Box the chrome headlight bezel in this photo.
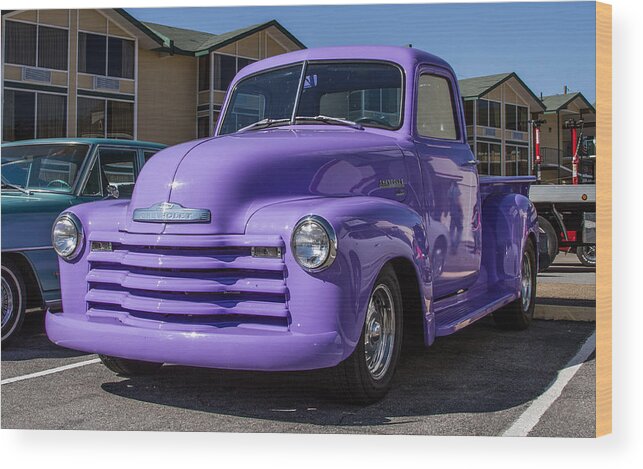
[290,215,337,272]
[52,212,84,261]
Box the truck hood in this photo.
[125,127,408,235]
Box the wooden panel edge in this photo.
[595,0,612,437]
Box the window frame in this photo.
[76,96,135,140]
[4,19,69,71]
[414,67,464,143]
[77,29,135,80]
[79,144,143,197]
[3,88,68,141]
[216,59,406,136]
[477,98,502,129]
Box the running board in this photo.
[434,290,517,336]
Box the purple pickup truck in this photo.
[46,46,539,402]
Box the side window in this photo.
[143,149,159,163]
[81,147,137,196]
[416,74,459,140]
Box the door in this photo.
[414,68,482,299]
[80,146,139,199]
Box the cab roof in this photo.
[235,46,455,81]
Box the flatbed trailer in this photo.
[529,184,596,269]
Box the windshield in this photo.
[1,144,90,193]
[219,61,403,135]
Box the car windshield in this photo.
[1,144,90,193]
[219,62,403,135]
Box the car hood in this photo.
[125,127,409,235]
[1,191,77,250]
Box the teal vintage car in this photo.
[1,138,165,346]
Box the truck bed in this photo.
[479,175,535,201]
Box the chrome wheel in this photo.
[521,251,533,311]
[1,276,14,329]
[364,284,396,380]
[577,245,596,267]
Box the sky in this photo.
[128,2,596,102]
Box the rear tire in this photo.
[331,264,403,404]
[576,245,596,267]
[493,240,537,330]
[1,261,27,348]
[537,216,558,271]
[99,355,163,376]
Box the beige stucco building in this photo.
[537,91,596,183]
[458,72,545,177]
[2,8,304,145]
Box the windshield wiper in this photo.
[294,115,363,130]
[237,118,292,133]
[1,180,31,195]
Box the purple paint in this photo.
[46,47,538,373]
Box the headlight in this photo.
[52,213,83,260]
[291,215,337,272]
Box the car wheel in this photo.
[99,355,163,376]
[493,239,537,330]
[576,245,596,267]
[1,261,27,347]
[537,216,558,270]
[332,264,403,404]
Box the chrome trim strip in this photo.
[1,246,54,252]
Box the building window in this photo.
[475,141,502,176]
[78,32,134,79]
[505,144,530,175]
[213,54,257,91]
[108,37,135,79]
[4,21,68,70]
[77,97,134,139]
[476,99,501,128]
[416,74,459,140]
[198,55,210,92]
[3,89,66,141]
[463,100,474,126]
[197,115,210,138]
[37,93,67,138]
[505,104,528,132]
[3,90,35,141]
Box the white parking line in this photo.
[0,358,101,385]
[502,331,596,437]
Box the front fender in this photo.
[246,196,433,360]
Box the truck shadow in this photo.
[100,319,595,427]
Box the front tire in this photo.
[493,240,537,330]
[332,264,403,404]
[1,261,27,347]
[99,355,163,376]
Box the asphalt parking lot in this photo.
[1,255,596,437]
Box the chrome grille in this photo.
[85,231,288,331]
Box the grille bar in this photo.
[87,268,288,294]
[86,288,289,318]
[88,231,284,249]
[87,250,284,271]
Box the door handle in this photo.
[462,159,480,166]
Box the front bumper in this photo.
[45,310,343,371]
